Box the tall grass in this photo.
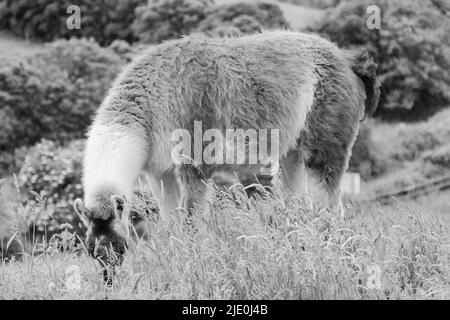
[1,184,450,299]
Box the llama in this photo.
[74,30,380,264]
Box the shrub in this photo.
[109,39,140,63]
[132,0,290,44]
[394,111,450,161]
[396,127,443,161]
[132,0,213,44]
[0,0,146,45]
[205,25,242,38]
[279,0,342,9]
[198,1,290,34]
[0,146,28,177]
[423,145,450,169]
[313,0,450,120]
[421,144,450,178]
[349,122,387,179]
[17,139,85,237]
[0,38,123,175]
[33,39,124,127]
[0,59,71,152]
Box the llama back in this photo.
[83,31,369,212]
[92,32,344,162]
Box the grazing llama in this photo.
[74,31,380,265]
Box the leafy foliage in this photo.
[132,0,289,43]
[0,0,146,45]
[313,0,450,120]
[132,0,213,44]
[394,112,450,161]
[279,0,342,9]
[17,139,85,236]
[421,144,450,178]
[198,1,289,34]
[423,145,450,169]
[0,38,123,175]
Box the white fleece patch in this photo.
[83,123,147,208]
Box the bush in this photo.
[17,139,85,236]
[0,59,71,152]
[132,0,213,44]
[279,0,342,9]
[132,0,290,44]
[313,0,450,120]
[396,127,444,161]
[349,122,387,179]
[394,111,450,161]
[0,0,146,45]
[0,38,123,175]
[198,1,289,34]
[423,145,450,169]
[109,39,140,63]
[33,39,124,125]
[421,144,450,178]
[0,146,28,178]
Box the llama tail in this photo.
[351,48,381,118]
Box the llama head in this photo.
[74,192,130,269]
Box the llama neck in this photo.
[83,123,147,208]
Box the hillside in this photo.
[0,31,43,60]
[363,108,450,199]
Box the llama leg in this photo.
[301,105,361,217]
[280,149,308,198]
[179,166,209,215]
[301,125,352,217]
[301,124,359,218]
[145,169,183,220]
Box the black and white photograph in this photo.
[0,0,449,303]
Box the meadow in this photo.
[0,0,449,300]
[1,184,450,300]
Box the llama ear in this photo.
[74,198,89,227]
[110,195,125,220]
[111,195,130,235]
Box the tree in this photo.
[313,0,450,120]
[198,1,290,34]
[132,0,213,44]
[0,0,146,45]
[0,38,123,175]
[132,0,290,43]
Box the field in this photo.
[1,185,450,299]
[1,0,450,300]
[1,32,450,300]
